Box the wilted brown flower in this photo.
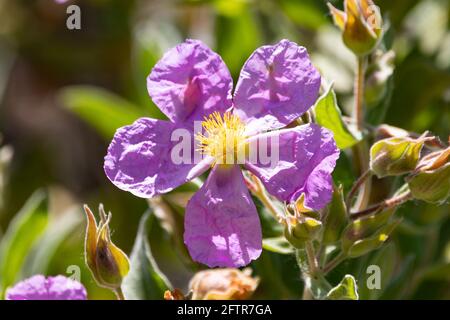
[189,268,259,300]
[164,288,186,300]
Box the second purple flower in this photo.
[104,39,340,268]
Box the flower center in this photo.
[196,111,247,165]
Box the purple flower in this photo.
[6,275,87,300]
[105,39,340,268]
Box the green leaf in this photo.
[21,208,81,277]
[0,191,48,296]
[59,85,147,139]
[122,210,172,300]
[314,84,359,149]
[263,237,294,255]
[380,255,415,299]
[327,274,359,300]
[322,184,349,245]
[358,243,397,300]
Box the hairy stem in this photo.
[354,57,365,131]
[346,169,372,208]
[351,190,413,219]
[301,243,320,300]
[352,56,372,211]
[248,175,284,220]
[323,252,346,274]
[305,241,319,276]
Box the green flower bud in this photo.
[406,146,450,204]
[346,219,400,258]
[284,194,323,248]
[341,207,396,254]
[284,216,323,248]
[370,136,426,178]
[328,0,383,56]
[322,184,349,245]
[84,204,130,290]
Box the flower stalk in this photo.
[323,252,346,274]
[247,174,284,221]
[351,190,413,219]
[352,56,372,212]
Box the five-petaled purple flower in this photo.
[6,275,87,300]
[104,39,340,268]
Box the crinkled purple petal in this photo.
[245,124,340,210]
[104,117,212,198]
[184,165,262,268]
[233,39,321,133]
[6,275,87,300]
[147,39,233,124]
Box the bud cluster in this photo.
[369,133,449,204]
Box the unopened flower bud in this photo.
[283,194,322,247]
[284,216,322,248]
[328,0,383,56]
[341,207,396,255]
[322,184,349,245]
[406,146,450,204]
[345,222,398,258]
[189,268,259,300]
[370,136,427,178]
[84,204,130,290]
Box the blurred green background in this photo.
[0,0,448,299]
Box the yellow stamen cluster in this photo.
[196,111,247,166]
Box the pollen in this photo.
[196,111,247,165]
